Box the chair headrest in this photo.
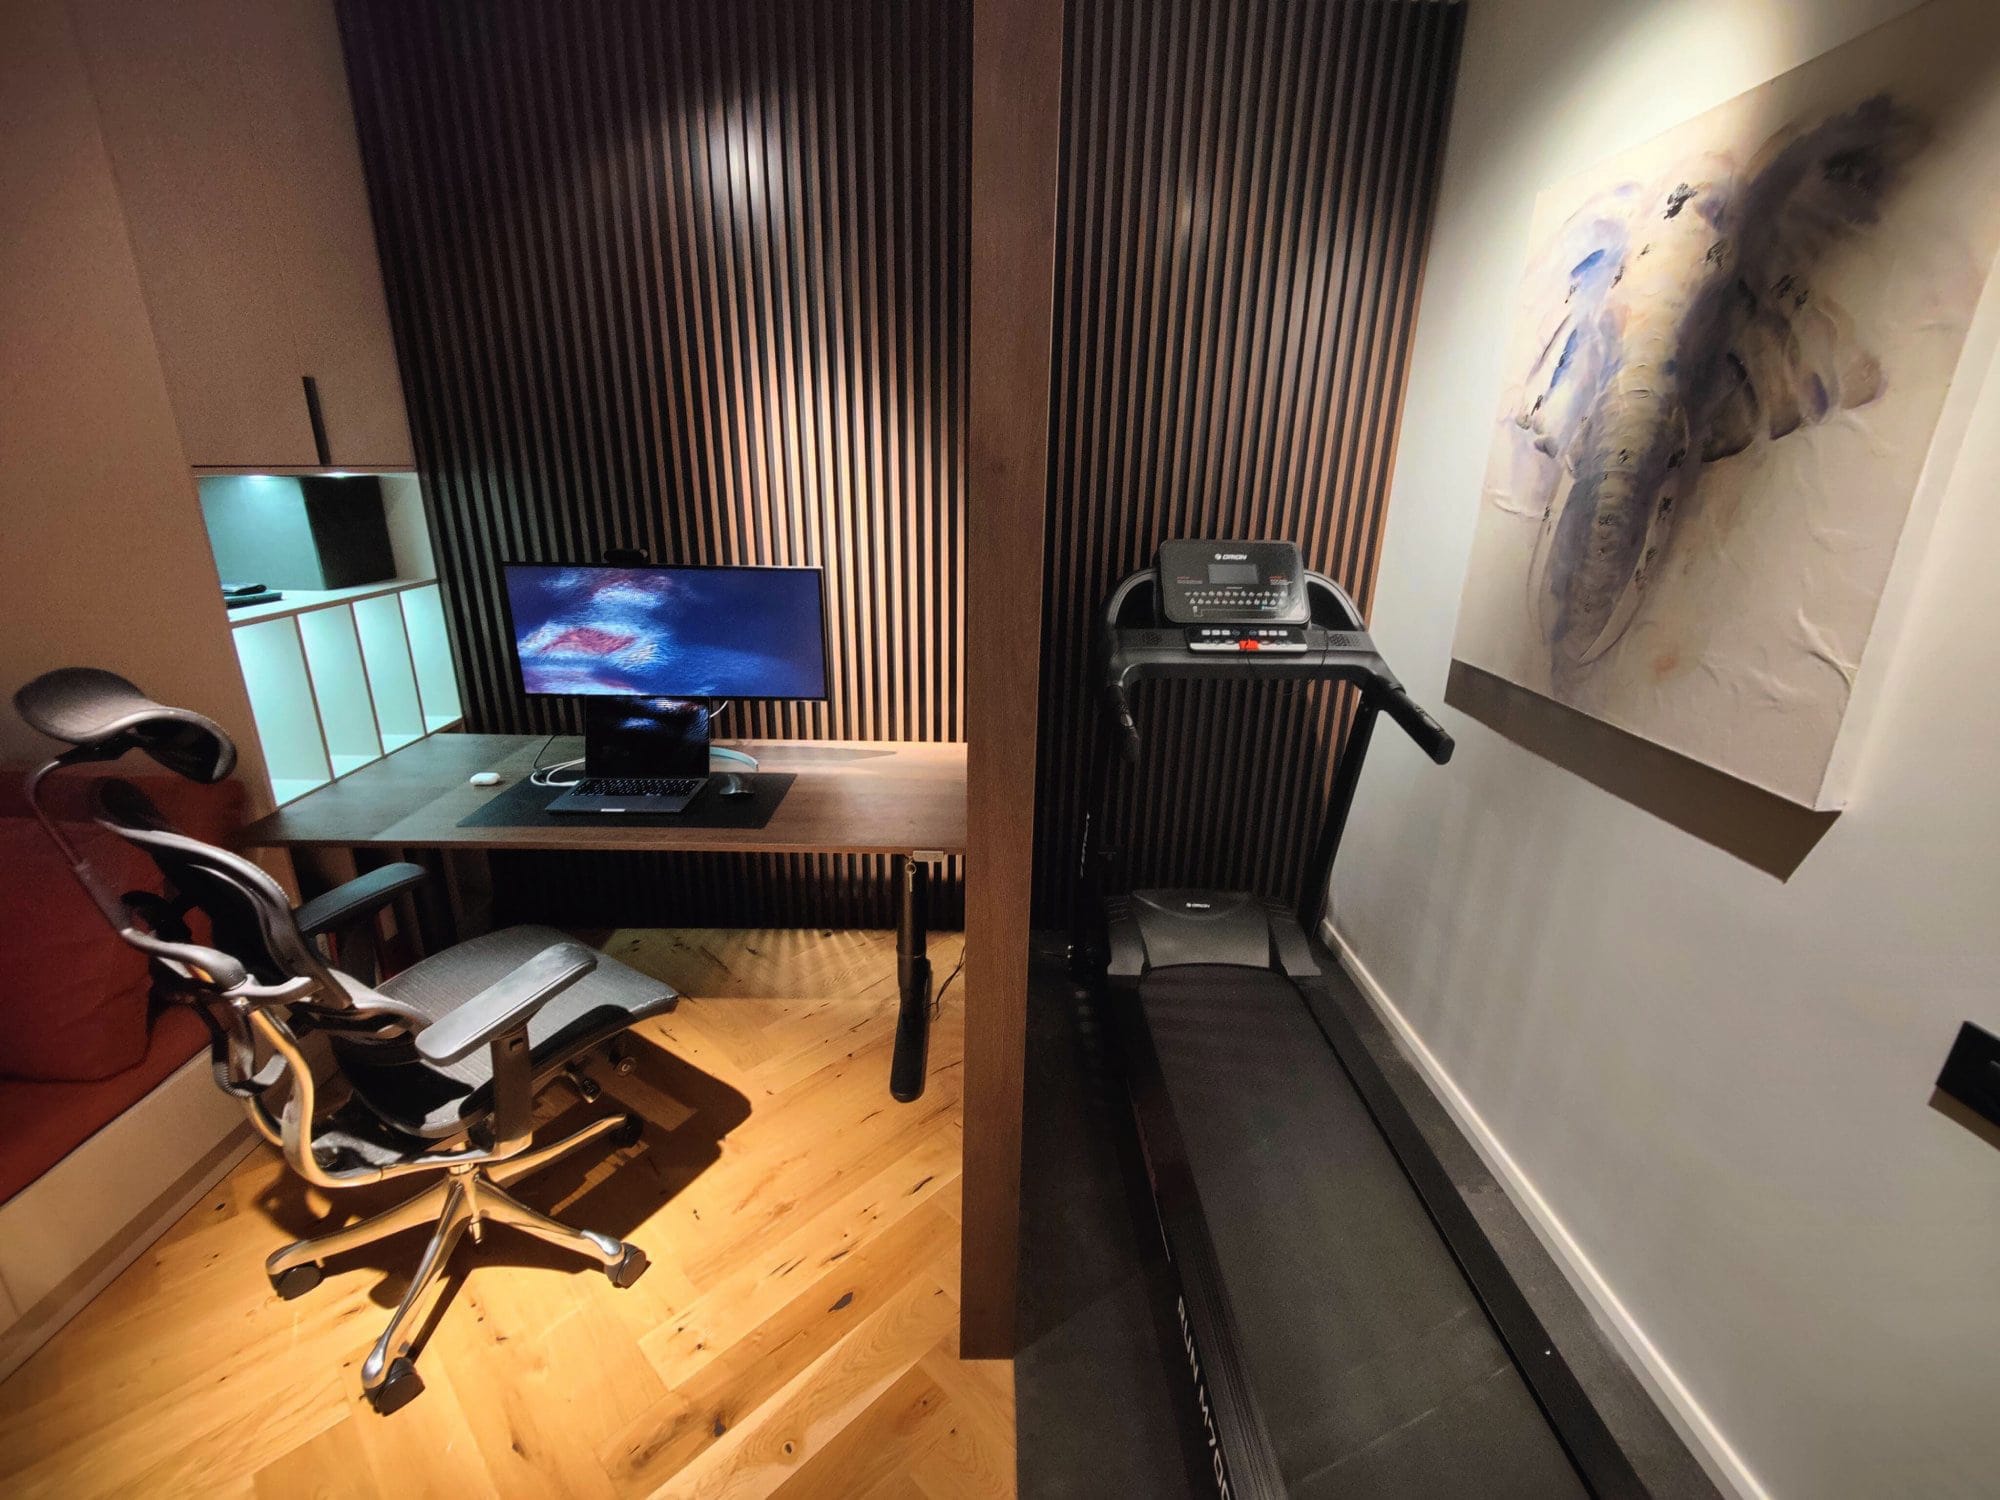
[14,668,237,784]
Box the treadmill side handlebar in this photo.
[1380,685,1454,764]
[1108,683,1142,764]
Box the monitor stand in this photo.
[703,699,760,771]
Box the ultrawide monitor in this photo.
[503,563,828,700]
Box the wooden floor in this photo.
[0,928,1009,1500]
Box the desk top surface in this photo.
[238,734,966,856]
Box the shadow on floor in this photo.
[1015,935,1205,1500]
[249,1031,750,1328]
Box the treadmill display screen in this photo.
[1207,562,1259,586]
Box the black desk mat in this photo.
[456,772,796,830]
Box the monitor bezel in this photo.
[498,560,833,703]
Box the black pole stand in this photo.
[890,853,933,1102]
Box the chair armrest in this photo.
[294,863,430,940]
[414,941,598,1066]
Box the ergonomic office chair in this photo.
[13,667,679,1413]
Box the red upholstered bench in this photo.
[0,769,248,1206]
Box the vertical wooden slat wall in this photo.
[337,0,968,927]
[1033,0,1463,923]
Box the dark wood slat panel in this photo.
[338,0,968,927]
[1033,0,1463,923]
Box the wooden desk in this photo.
[239,733,965,1100]
[241,733,965,855]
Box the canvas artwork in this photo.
[1451,0,2000,807]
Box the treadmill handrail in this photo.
[1073,553,1453,944]
[1094,564,1451,765]
[1306,569,1365,632]
[1379,683,1453,765]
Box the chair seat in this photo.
[334,925,677,1138]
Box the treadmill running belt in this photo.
[1141,966,1586,1499]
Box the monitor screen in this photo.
[503,563,828,700]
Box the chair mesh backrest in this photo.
[94,779,342,1001]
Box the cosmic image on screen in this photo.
[505,565,827,699]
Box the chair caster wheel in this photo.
[270,1263,322,1301]
[607,1244,649,1289]
[611,1113,644,1148]
[366,1357,424,1415]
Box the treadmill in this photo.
[1073,541,1691,1499]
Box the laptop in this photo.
[546,698,709,814]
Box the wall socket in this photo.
[1935,1022,2000,1130]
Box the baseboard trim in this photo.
[1321,918,1769,1500]
[0,1060,257,1384]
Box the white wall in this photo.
[0,0,266,786]
[1334,2,2000,1496]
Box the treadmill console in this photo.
[1156,540,1309,628]
[1186,623,1310,654]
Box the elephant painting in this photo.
[1452,0,2000,809]
[1515,97,1923,684]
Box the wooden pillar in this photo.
[960,0,1064,1357]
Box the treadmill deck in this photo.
[1137,965,1586,1498]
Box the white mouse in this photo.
[469,771,502,787]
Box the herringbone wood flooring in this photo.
[0,927,1007,1499]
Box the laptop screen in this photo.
[583,697,710,778]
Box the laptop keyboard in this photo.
[572,777,704,797]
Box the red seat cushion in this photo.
[0,817,155,1081]
[0,1005,211,1207]
[0,769,250,1204]
[0,772,245,1084]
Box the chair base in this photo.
[264,1111,647,1413]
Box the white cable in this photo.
[530,757,585,788]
